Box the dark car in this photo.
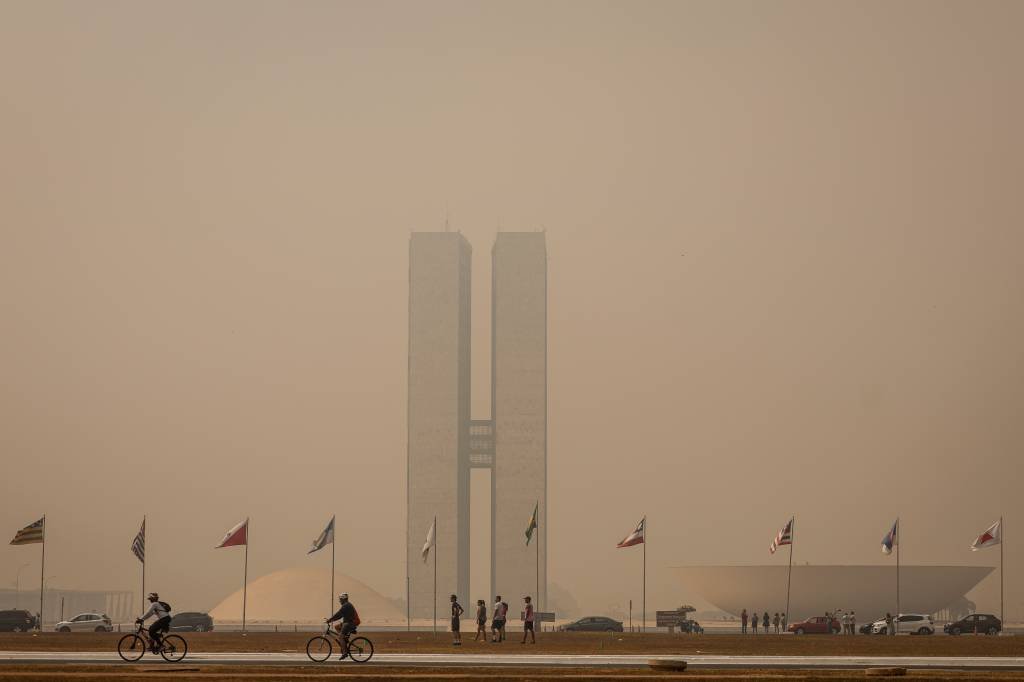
[559,616,623,632]
[169,612,214,632]
[0,610,36,632]
[944,613,1001,636]
[787,616,841,635]
[859,622,875,635]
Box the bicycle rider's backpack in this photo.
[159,601,172,614]
[352,607,361,626]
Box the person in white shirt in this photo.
[137,593,172,651]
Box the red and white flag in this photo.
[971,520,1002,551]
[216,518,248,548]
[770,517,794,554]
[617,517,645,548]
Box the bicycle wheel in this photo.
[347,636,374,663]
[306,635,333,662]
[160,635,188,662]
[117,634,146,662]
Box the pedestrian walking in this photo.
[474,600,487,641]
[741,609,748,634]
[885,613,894,636]
[491,596,505,642]
[499,599,509,641]
[521,596,536,644]
[773,613,780,633]
[762,612,769,633]
[849,611,856,636]
[751,612,758,634]
[450,595,464,645]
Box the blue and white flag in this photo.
[881,519,899,555]
[308,515,335,554]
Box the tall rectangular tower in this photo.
[407,232,472,619]
[491,232,547,609]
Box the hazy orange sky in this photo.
[1,0,1021,619]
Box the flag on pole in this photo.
[769,518,794,554]
[308,516,335,554]
[525,502,539,545]
[421,518,436,562]
[131,519,146,563]
[10,518,44,545]
[971,520,1002,551]
[881,519,899,555]
[617,517,645,548]
[216,518,249,548]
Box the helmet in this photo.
[148,593,159,601]
[338,593,349,601]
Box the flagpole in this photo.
[331,521,336,618]
[39,515,46,631]
[785,517,794,630]
[536,503,540,638]
[642,515,646,633]
[433,515,437,637]
[242,523,249,633]
[1000,516,1004,627]
[141,516,146,617]
[895,518,900,635]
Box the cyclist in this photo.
[326,593,359,659]
[136,592,172,652]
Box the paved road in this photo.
[2,652,1024,669]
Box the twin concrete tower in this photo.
[407,231,547,619]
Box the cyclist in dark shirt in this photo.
[326,593,358,658]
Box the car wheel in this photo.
[11,626,22,633]
[194,624,206,632]
[605,628,616,632]
[795,628,804,635]
[917,627,929,635]
[951,626,961,635]
[94,626,106,632]
[987,627,998,635]
[59,627,71,633]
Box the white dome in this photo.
[210,566,404,624]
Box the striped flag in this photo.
[617,517,645,548]
[10,518,44,546]
[525,502,539,546]
[131,519,146,563]
[769,518,793,554]
[308,515,335,554]
[881,519,899,555]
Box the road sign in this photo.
[656,611,683,627]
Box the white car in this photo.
[870,613,935,635]
[55,613,113,633]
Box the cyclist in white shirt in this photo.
[137,593,172,651]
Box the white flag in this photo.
[421,518,436,562]
[971,520,1002,551]
[308,515,335,555]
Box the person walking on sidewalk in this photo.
[521,596,536,644]
[741,609,748,634]
[450,595,464,646]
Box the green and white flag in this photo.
[525,502,539,545]
[308,515,335,554]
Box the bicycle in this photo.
[117,622,188,663]
[306,624,374,663]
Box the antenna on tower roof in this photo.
[444,203,450,232]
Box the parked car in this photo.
[559,616,623,632]
[0,610,36,632]
[944,613,1001,636]
[677,619,703,634]
[55,613,112,633]
[870,613,934,635]
[169,612,214,632]
[859,621,875,635]
[787,615,841,634]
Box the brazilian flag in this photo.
[525,502,538,545]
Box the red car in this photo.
[787,616,841,635]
